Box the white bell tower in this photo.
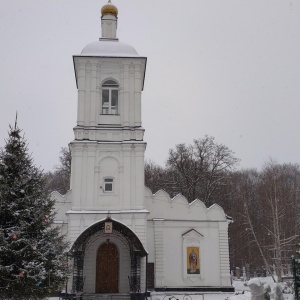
[53,3,233,294]
[69,1,147,212]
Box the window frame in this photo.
[101,80,119,115]
[103,177,114,193]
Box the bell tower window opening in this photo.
[102,80,119,115]
[104,178,114,192]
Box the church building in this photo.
[52,1,234,299]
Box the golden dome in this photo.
[101,0,118,17]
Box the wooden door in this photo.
[96,242,119,293]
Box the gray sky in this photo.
[0,0,300,171]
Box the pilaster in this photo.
[134,63,142,126]
[130,144,136,207]
[90,65,97,126]
[71,145,83,210]
[119,64,124,125]
[119,163,124,207]
[122,144,131,209]
[81,144,88,208]
[94,165,100,209]
[129,63,135,127]
[84,62,91,126]
[85,145,96,210]
[77,62,85,126]
[96,63,101,124]
[123,64,130,126]
[219,222,231,286]
[154,219,164,287]
[135,144,146,208]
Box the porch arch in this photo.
[70,217,147,294]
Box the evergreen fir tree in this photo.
[0,123,68,300]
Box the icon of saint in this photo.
[189,249,197,273]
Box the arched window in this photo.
[102,80,118,114]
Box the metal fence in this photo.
[59,294,132,300]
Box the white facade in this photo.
[144,190,232,288]
[53,2,233,299]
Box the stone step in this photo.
[82,294,131,300]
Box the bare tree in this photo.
[144,160,166,193]
[259,161,300,281]
[237,169,276,281]
[229,163,300,281]
[166,136,239,205]
[57,147,71,176]
[44,147,71,195]
[226,169,272,278]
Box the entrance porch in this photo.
[69,218,147,299]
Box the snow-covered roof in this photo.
[80,40,139,57]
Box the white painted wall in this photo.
[52,186,232,291]
[73,56,146,129]
[145,188,232,288]
[69,142,146,212]
[70,54,147,213]
[50,193,149,294]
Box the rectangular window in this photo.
[104,178,113,192]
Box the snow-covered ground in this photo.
[230,278,294,300]
[47,279,294,300]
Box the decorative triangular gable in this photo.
[182,229,204,238]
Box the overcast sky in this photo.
[0,0,299,172]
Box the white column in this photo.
[140,257,147,293]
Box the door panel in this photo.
[96,242,119,293]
